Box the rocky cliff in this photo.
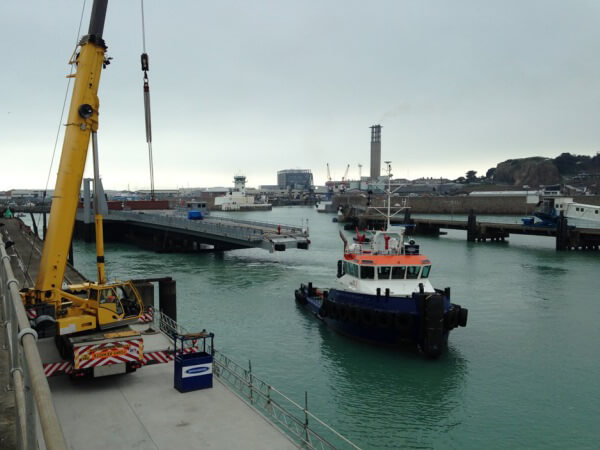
[490,153,600,187]
[493,157,561,186]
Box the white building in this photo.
[214,176,271,211]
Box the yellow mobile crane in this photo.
[21,1,144,346]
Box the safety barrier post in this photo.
[304,391,309,444]
[248,360,253,404]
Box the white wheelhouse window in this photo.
[406,266,421,279]
[377,266,391,280]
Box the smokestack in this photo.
[370,125,382,179]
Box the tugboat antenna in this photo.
[384,161,392,230]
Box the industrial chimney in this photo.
[370,125,382,179]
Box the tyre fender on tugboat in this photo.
[376,311,393,329]
[347,306,360,323]
[458,307,468,327]
[360,309,376,327]
[394,313,413,331]
[295,287,307,305]
[444,305,458,329]
[328,303,339,320]
[420,293,445,358]
[338,304,351,322]
[318,300,329,318]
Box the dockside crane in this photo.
[325,163,334,199]
[340,164,350,193]
[21,0,144,344]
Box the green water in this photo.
[37,208,600,448]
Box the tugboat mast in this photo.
[384,161,392,231]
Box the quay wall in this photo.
[334,195,600,215]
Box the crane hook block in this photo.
[78,104,93,119]
[141,53,149,72]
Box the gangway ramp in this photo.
[76,210,311,252]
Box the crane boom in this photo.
[23,0,144,338]
[342,164,350,182]
[36,0,108,293]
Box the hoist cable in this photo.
[141,0,147,53]
[140,0,155,201]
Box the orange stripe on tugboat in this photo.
[344,254,430,265]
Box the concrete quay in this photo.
[1,217,348,449]
[43,362,296,450]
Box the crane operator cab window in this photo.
[114,284,141,318]
[98,285,141,319]
[98,288,124,316]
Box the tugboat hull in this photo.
[295,283,467,358]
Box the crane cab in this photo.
[93,282,143,329]
[24,281,144,337]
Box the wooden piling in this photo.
[467,209,477,242]
[555,213,569,251]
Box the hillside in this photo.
[488,152,600,190]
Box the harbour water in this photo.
[24,208,600,448]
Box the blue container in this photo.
[173,332,214,393]
[174,352,213,392]
[187,210,203,220]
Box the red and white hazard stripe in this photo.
[43,362,72,377]
[74,339,143,370]
[143,346,198,365]
[43,345,201,376]
[26,309,37,320]
[139,306,154,323]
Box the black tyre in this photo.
[458,308,468,327]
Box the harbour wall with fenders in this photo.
[335,194,600,215]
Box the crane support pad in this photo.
[104,330,141,339]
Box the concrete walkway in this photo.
[0,323,17,449]
[43,362,297,449]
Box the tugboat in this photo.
[295,162,468,357]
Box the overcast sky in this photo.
[1,0,600,190]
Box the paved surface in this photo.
[0,323,17,450]
[42,362,297,450]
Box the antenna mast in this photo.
[384,161,392,230]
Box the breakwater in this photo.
[334,194,600,215]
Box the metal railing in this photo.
[212,353,361,450]
[150,309,360,450]
[207,215,308,234]
[108,210,308,241]
[1,233,67,450]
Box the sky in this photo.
[1,0,600,191]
